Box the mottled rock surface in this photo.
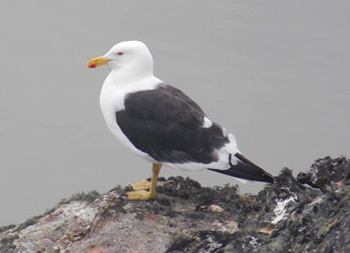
[1,157,350,253]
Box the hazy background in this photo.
[1,1,349,226]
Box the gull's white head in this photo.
[87,41,153,75]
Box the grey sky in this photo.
[0,1,349,226]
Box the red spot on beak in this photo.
[89,64,97,68]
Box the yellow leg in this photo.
[127,163,162,200]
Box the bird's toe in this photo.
[130,179,151,191]
[127,190,155,200]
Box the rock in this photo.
[1,156,350,252]
[195,204,224,213]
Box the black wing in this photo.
[116,84,229,164]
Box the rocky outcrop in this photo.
[1,156,350,253]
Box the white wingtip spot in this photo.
[202,117,213,128]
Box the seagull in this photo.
[87,41,275,200]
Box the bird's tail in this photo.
[209,153,275,183]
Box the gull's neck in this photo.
[103,63,159,95]
[108,67,153,85]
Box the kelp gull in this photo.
[87,41,275,200]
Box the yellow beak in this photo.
[87,56,111,68]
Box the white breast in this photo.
[99,72,161,162]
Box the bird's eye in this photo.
[116,52,124,56]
